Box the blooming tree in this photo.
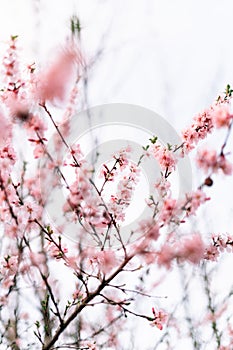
[0,30,233,350]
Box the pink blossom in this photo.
[25,114,47,135]
[113,145,131,170]
[95,250,117,274]
[2,36,20,85]
[183,189,210,216]
[178,234,205,264]
[159,198,179,224]
[4,223,19,238]
[157,234,205,267]
[2,276,15,289]
[72,285,85,300]
[205,233,233,258]
[30,252,46,266]
[138,219,160,240]
[197,148,232,175]
[218,154,233,175]
[107,160,140,223]
[33,143,44,159]
[204,244,220,261]
[62,85,79,120]
[1,90,30,122]
[2,255,18,275]
[0,108,11,146]
[47,241,68,260]
[203,233,233,261]
[24,176,42,200]
[70,143,84,161]
[65,168,92,210]
[196,148,218,173]
[212,233,228,250]
[151,307,168,330]
[154,177,171,198]
[157,244,175,269]
[65,255,79,270]
[211,104,233,128]
[181,110,213,154]
[0,145,16,164]
[37,44,81,103]
[152,145,177,173]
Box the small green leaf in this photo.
[35,321,40,328]
[149,136,158,144]
[11,35,18,40]
[70,15,81,35]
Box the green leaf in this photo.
[35,321,40,328]
[70,15,81,35]
[11,35,18,40]
[149,136,158,144]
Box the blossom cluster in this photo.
[151,144,177,174]
[157,234,205,269]
[197,148,232,175]
[204,233,233,261]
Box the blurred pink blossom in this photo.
[37,44,82,103]
[211,104,233,128]
[197,148,232,175]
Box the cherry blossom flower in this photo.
[37,44,81,103]
[204,233,233,261]
[2,255,18,276]
[218,154,233,175]
[159,198,179,224]
[138,218,160,240]
[25,114,47,136]
[113,145,131,170]
[30,252,46,267]
[157,234,205,268]
[0,108,11,146]
[157,244,176,269]
[94,250,117,274]
[183,189,210,216]
[196,148,218,173]
[181,109,213,154]
[154,177,171,199]
[178,234,205,264]
[1,36,20,85]
[197,148,233,175]
[204,244,220,261]
[151,145,177,173]
[211,104,233,128]
[47,241,68,260]
[107,160,140,223]
[72,282,85,301]
[151,307,168,330]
